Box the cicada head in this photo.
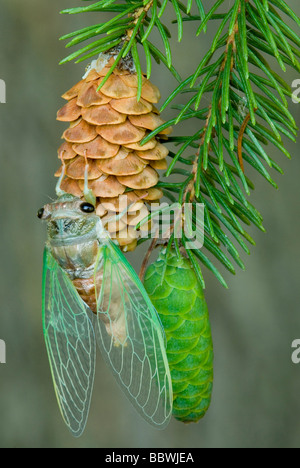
[38,194,99,243]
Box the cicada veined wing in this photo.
[42,247,96,437]
[94,239,173,429]
[42,236,172,433]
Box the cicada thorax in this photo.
[50,235,100,312]
[51,239,99,274]
[53,239,127,344]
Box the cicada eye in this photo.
[37,208,44,219]
[80,202,95,213]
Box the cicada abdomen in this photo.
[144,248,214,423]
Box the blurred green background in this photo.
[0,0,299,448]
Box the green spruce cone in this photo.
[144,248,214,423]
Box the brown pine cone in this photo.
[55,54,171,252]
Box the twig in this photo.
[237,112,251,173]
[139,232,158,281]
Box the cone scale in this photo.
[56,53,171,252]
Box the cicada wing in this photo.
[94,240,173,429]
[42,247,96,437]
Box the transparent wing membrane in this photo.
[42,248,96,437]
[95,241,173,428]
[42,239,172,434]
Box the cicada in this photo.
[38,193,173,436]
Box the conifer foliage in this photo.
[59,0,299,287]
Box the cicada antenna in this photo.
[83,153,96,207]
[56,155,67,197]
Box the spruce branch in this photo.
[141,0,299,287]
[60,0,183,82]
[59,0,300,289]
